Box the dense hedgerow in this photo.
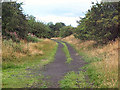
[75,2,119,43]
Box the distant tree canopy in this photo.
[2,2,53,41]
[2,2,73,41]
[27,15,51,38]
[75,2,119,43]
[2,2,119,43]
[59,26,74,38]
[47,22,66,37]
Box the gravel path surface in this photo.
[41,40,87,88]
[26,40,87,88]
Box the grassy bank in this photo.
[61,42,72,64]
[2,38,58,88]
[61,35,118,88]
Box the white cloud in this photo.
[34,15,83,27]
[16,0,102,27]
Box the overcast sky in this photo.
[17,0,101,27]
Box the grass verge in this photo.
[61,42,72,64]
[59,71,90,88]
[2,39,58,88]
[61,35,118,88]
[71,44,118,88]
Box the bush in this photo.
[26,34,40,42]
[75,2,119,43]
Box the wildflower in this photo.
[14,32,17,35]
[28,33,31,35]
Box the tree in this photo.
[47,22,66,37]
[75,2,119,43]
[59,26,73,38]
[53,22,66,37]
[2,2,28,41]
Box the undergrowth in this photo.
[2,39,58,88]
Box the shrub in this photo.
[75,2,119,43]
[26,34,40,42]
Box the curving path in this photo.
[41,40,88,88]
[26,40,88,88]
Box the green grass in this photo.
[2,40,58,88]
[61,42,72,64]
[68,43,103,88]
[68,43,118,88]
[83,64,118,88]
[69,43,102,63]
[78,51,102,63]
[3,68,48,88]
[59,71,90,88]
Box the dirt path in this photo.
[27,40,87,88]
[40,40,87,88]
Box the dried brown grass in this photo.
[61,35,118,88]
[2,39,55,62]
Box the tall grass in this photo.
[2,39,29,62]
[2,38,57,69]
[2,38,58,88]
[61,35,118,88]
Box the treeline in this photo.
[74,2,119,43]
[2,2,51,42]
[2,2,73,42]
[2,2,119,43]
[47,22,74,38]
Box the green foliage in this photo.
[2,2,28,40]
[2,2,70,40]
[47,22,66,37]
[27,15,52,38]
[75,2,119,43]
[2,2,54,41]
[26,35,40,43]
[59,26,73,38]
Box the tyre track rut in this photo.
[41,40,87,88]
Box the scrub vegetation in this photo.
[61,35,118,88]
[1,1,119,88]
